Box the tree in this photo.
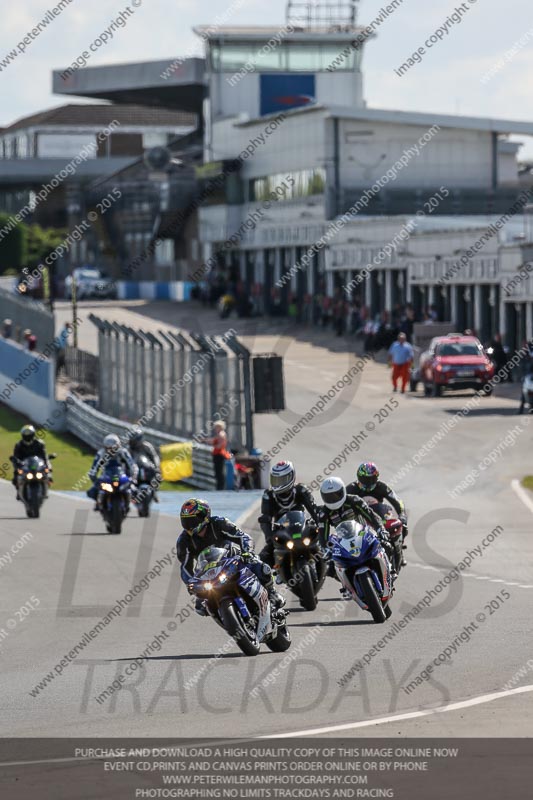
[0,213,27,273]
[25,224,68,268]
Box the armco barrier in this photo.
[65,393,216,490]
[0,288,55,347]
[0,338,64,428]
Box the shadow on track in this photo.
[109,652,258,662]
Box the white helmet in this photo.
[103,433,120,452]
[270,460,296,505]
[320,477,346,511]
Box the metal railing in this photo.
[63,346,99,393]
[89,314,254,451]
[65,393,216,490]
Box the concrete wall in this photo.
[0,338,65,429]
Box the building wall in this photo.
[210,109,328,178]
[208,64,364,122]
[338,120,495,189]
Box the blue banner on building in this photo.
[260,74,316,116]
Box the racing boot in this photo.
[266,578,286,609]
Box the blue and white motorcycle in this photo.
[188,545,291,656]
[96,461,132,534]
[330,520,393,623]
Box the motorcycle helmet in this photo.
[21,425,36,444]
[180,498,211,536]
[129,428,143,448]
[357,462,379,492]
[270,460,296,506]
[320,477,347,511]
[103,433,120,453]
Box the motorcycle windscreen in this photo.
[334,520,366,559]
[195,546,227,576]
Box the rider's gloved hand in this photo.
[240,551,255,562]
[225,543,241,558]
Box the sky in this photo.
[1,0,533,156]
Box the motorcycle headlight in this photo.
[218,573,227,584]
[36,472,43,479]
[26,473,34,480]
[286,540,295,550]
[100,483,113,492]
[204,581,213,591]
[303,537,311,546]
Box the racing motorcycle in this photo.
[330,520,393,624]
[96,461,132,534]
[188,545,291,657]
[272,510,327,611]
[11,453,56,518]
[132,454,156,517]
[364,496,405,575]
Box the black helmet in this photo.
[129,429,143,447]
[21,425,36,444]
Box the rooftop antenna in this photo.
[286,0,360,29]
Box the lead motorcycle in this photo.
[11,453,56,518]
[188,545,291,657]
[330,520,393,623]
[96,461,132,534]
[272,510,327,610]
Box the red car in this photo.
[415,334,495,397]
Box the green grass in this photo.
[521,476,533,493]
[0,404,187,492]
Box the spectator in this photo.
[203,420,231,491]
[388,332,414,394]
[55,323,71,376]
[2,318,12,339]
[24,329,37,351]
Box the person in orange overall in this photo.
[388,332,414,393]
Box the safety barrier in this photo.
[0,337,64,428]
[65,393,216,490]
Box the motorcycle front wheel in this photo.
[110,498,123,534]
[26,483,41,518]
[219,598,260,656]
[358,572,386,623]
[266,624,291,652]
[295,559,317,611]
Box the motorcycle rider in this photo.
[318,477,393,590]
[177,498,285,616]
[258,460,320,567]
[87,434,138,510]
[11,425,51,500]
[347,462,408,565]
[128,428,161,503]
